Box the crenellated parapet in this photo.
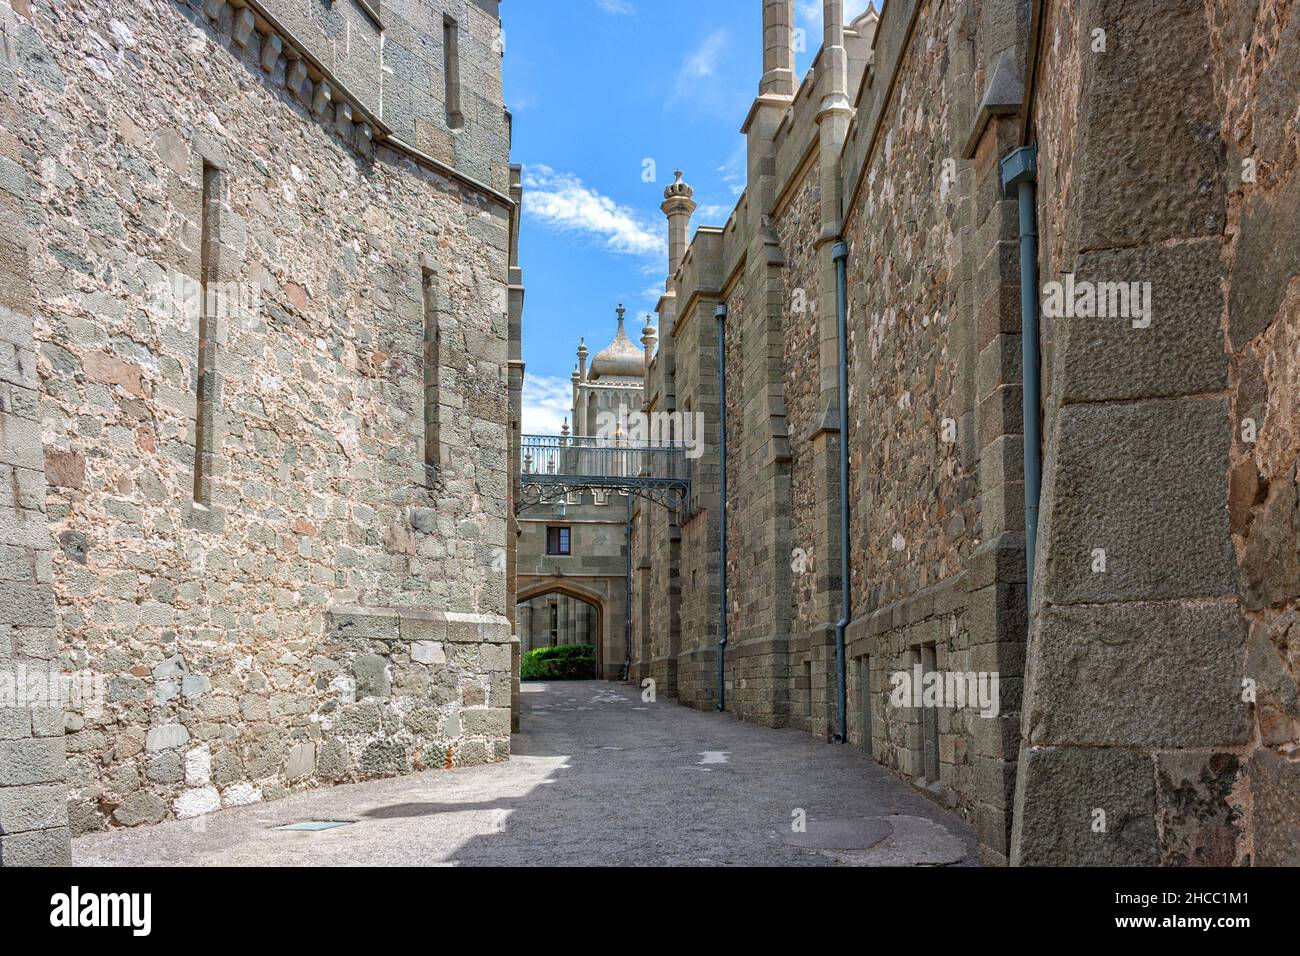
[194,0,511,201]
[200,0,380,158]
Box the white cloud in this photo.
[596,0,635,14]
[522,164,664,258]
[695,202,733,221]
[670,29,730,103]
[522,374,575,435]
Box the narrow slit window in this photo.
[921,643,940,784]
[421,268,440,482]
[803,660,813,717]
[193,162,222,505]
[860,654,872,754]
[443,16,464,129]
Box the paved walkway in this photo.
[74,681,977,866]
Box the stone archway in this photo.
[515,580,609,677]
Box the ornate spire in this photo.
[663,169,694,202]
[641,312,657,371]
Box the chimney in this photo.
[760,0,796,98]
[661,169,696,281]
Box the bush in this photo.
[521,643,597,680]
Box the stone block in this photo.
[1056,240,1227,402]
[1228,171,1299,349]
[1036,398,1236,603]
[0,826,71,866]
[0,584,55,627]
[1025,601,1249,748]
[285,742,316,780]
[0,736,64,785]
[353,654,390,699]
[411,641,445,665]
[1011,745,1157,866]
[144,724,189,752]
[112,791,166,827]
[460,707,510,737]
[1250,748,1300,866]
[331,608,400,642]
[173,786,220,819]
[0,782,67,834]
[1066,0,1225,254]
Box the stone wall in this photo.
[516,488,630,679]
[0,0,70,864]
[629,0,1298,866]
[0,0,517,853]
[1211,0,1300,867]
[1014,0,1299,867]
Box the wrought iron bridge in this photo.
[517,434,692,513]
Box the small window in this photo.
[443,16,464,130]
[546,526,571,556]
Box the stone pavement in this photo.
[74,681,977,866]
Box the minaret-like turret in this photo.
[571,363,581,433]
[577,337,588,383]
[641,313,656,378]
[661,169,696,282]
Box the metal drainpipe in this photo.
[715,302,728,712]
[831,241,851,744]
[623,490,632,681]
[999,146,1042,608]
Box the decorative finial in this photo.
[664,168,694,202]
[577,337,587,355]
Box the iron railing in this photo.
[517,434,692,513]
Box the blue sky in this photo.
[504,0,873,433]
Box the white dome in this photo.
[589,306,644,380]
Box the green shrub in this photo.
[520,643,597,680]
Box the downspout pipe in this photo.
[623,491,632,681]
[831,241,850,744]
[999,146,1041,608]
[715,302,728,712]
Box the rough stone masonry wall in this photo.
[674,288,724,712]
[10,0,512,837]
[779,171,822,641]
[775,167,824,732]
[0,0,70,865]
[838,0,981,821]
[1012,0,1295,866]
[1210,0,1299,864]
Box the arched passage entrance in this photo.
[516,581,608,677]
